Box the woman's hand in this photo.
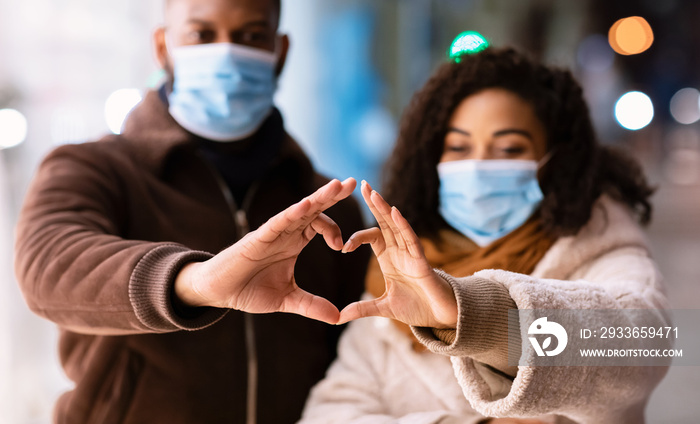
[338,181,458,328]
[175,178,356,324]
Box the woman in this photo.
[299,47,668,424]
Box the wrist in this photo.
[431,271,459,329]
[174,262,208,308]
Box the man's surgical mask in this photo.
[168,42,278,142]
[437,159,544,247]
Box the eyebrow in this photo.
[447,127,534,140]
[186,18,215,26]
[447,127,470,136]
[493,128,534,140]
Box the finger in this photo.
[258,179,354,243]
[307,213,343,251]
[337,177,358,200]
[341,227,385,255]
[305,178,357,219]
[360,180,383,226]
[259,198,312,243]
[281,286,341,324]
[337,299,384,325]
[370,190,406,251]
[361,181,397,248]
[391,206,424,258]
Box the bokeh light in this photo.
[0,109,29,149]
[614,91,654,130]
[146,69,167,89]
[669,88,700,125]
[448,31,489,61]
[104,89,143,134]
[609,16,654,55]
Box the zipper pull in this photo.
[236,209,250,236]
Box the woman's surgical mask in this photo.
[168,42,278,142]
[437,159,544,247]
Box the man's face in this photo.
[154,0,287,78]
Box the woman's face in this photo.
[439,88,548,163]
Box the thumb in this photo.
[337,299,383,325]
[280,287,340,325]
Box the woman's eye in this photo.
[502,146,525,154]
[447,145,468,153]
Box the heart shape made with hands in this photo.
[176,178,458,328]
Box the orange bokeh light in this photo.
[609,16,654,55]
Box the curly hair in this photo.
[383,47,654,238]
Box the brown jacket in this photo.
[14,91,368,424]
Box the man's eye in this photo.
[188,30,216,43]
[248,33,267,42]
[234,31,270,46]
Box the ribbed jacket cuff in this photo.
[129,244,228,332]
[412,270,518,365]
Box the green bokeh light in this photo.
[449,31,489,61]
[146,69,168,89]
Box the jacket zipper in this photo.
[237,212,258,424]
[199,155,260,424]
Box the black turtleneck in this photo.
[159,84,285,206]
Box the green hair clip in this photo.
[448,31,489,62]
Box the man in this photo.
[14,0,368,422]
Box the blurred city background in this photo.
[1,0,699,422]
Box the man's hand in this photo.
[174,178,357,324]
[338,181,458,328]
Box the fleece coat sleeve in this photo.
[413,199,670,424]
[14,144,227,335]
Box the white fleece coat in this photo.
[300,197,668,424]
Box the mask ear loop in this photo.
[159,32,177,96]
[163,29,179,59]
[271,33,287,76]
[535,149,556,194]
[537,149,555,170]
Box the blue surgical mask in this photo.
[168,42,278,142]
[438,159,544,247]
